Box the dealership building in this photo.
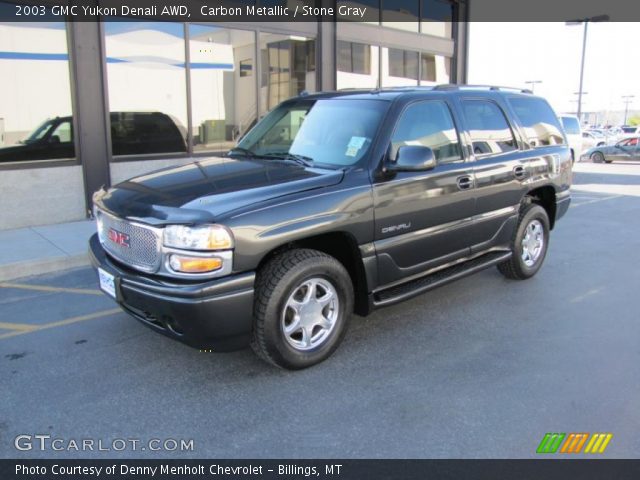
[0,1,469,230]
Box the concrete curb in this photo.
[0,253,90,282]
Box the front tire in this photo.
[591,151,606,163]
[251,249,354,369]
[498,203,550,280]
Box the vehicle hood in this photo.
[96,156,344,224]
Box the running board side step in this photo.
[372,251,512,308]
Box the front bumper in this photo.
[89,234,255,351]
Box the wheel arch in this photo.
[525,185,557,230]
[256,231,371,316]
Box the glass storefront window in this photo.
[259,33,316,113]
[382,47,418,86]
[189,25,256,154]
[104,22,188,157]
[0,22,74,163]
[419,53,451,84]
[337,41,379,90]
[421,0,454,38]
[381,0,419,32]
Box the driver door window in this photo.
[390,100,462,164]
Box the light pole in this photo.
[566,15,609,123]
[525,80,542,93]
[622,95,635,125]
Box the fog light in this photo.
[169,255,223,273]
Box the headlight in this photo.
[163,224,234,251]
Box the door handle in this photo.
[513,165,526,179]
[457,176,473,190]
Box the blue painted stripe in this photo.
[0,52,233,70]
[188,62,234,69]
[0,51,68,61]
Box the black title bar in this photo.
[1,0,640,22]
[2,460,640,480]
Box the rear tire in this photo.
[497,203,550,280]
[251,248,353,369]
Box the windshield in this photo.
[23,119,56,144]
[234,99,388,168]
[561,117,580,135]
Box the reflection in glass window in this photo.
[239,58,253,77]
[104,22,188,157]
[462,100,517,156]
[391,101,462,163]
[421,0,455,37]
[381,0,419,32]
[189,25,256,153]
[259,33,316,112]
[383,48,418,86]
[508,97,565,148]
[337,41,379,90]
[420,53,451,85]
[0,22,74,162]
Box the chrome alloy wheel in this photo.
[281,277,339,351]
[521,219,544,267]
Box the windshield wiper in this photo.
[226,146,260,157]
[261,152,314,167]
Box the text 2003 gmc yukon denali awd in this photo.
[90,85,571,369]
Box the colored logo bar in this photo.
[537,433,612,454]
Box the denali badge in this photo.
[108,228,131,248]
[381,222,411,234]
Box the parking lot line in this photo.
[0,321,39,332]
[569,194,620,208]
[0,282,102,295]
[0,307,121,341]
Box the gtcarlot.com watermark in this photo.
[14,434,194,452]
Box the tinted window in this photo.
[508,97,565,147]
[461,100,517,156]
[561,116,580,135]
[622,126,637,133]
[391,101,462,163]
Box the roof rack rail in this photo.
[432,84,533,94]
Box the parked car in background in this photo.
[581,130,607,152]
[620,126,640,139]
[0,112,187,163]
[559,115,582,162]
[581,136,640,163]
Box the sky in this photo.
[468,22,639,118]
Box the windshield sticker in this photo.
[345,136,368,157]
[348,136,367,149]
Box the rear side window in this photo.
[461,100,517,156]
[508,97,565,147]
[561,116,581,135]
[391,100,462,164]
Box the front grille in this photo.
[96,210,161,273]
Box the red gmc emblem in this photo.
[108,228,131,248]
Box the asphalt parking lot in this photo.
[1,161,639,459]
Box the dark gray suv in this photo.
[90,85,572,369]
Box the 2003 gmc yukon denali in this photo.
[90,85,571,369]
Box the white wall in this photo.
[0,165,86,229]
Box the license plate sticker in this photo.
[98,268,116,299]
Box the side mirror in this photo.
[48,135,61,145]
[387,145,436,172]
